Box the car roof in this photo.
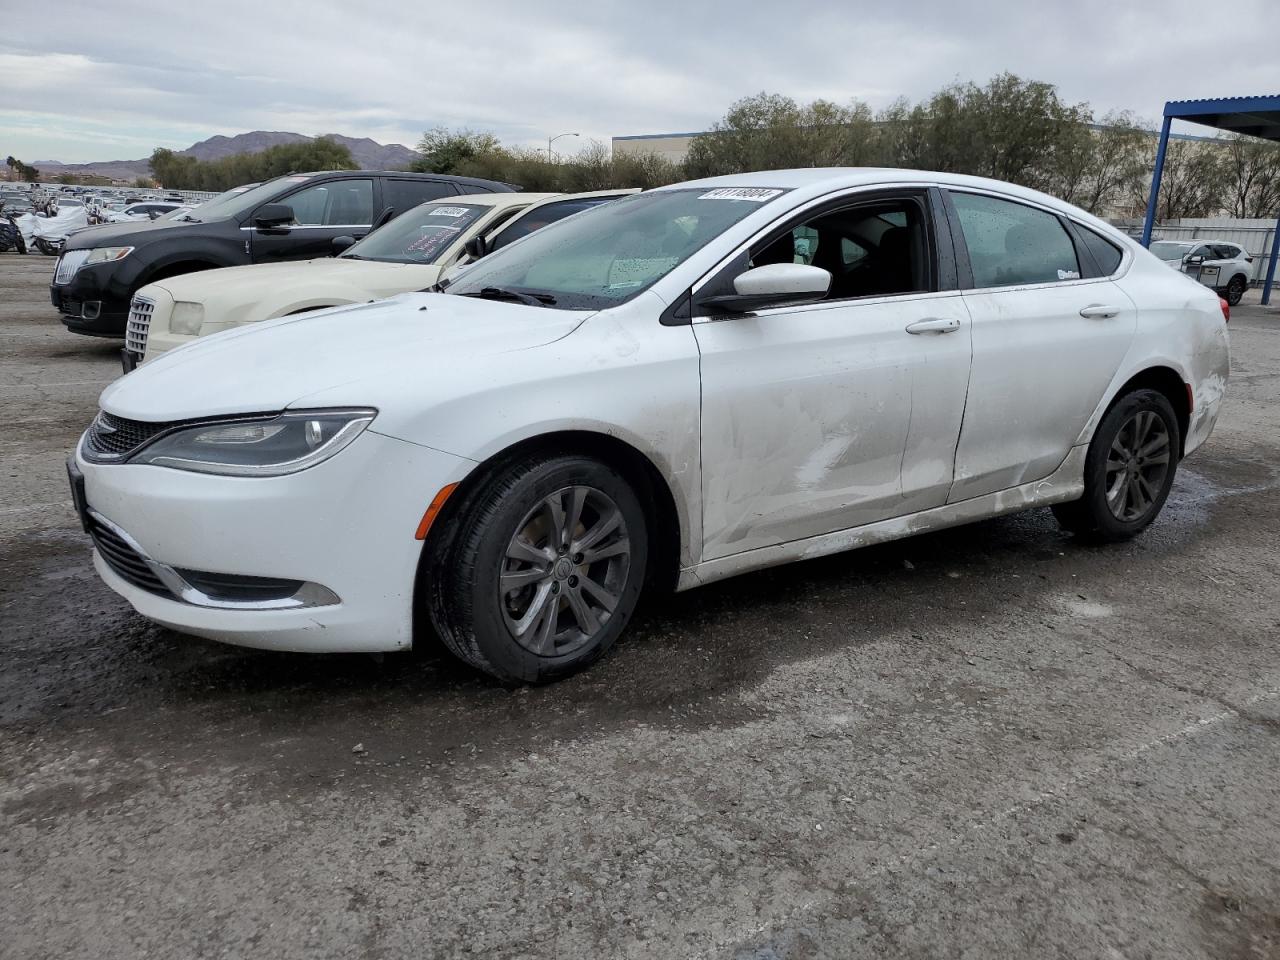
[285,170,518,191]
[449,191,559,210]
[657,167,1134,237]
[517,188,639,213]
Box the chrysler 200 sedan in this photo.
[71,169,1230,683]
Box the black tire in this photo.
[1225,275,1247,307]
[1052,388,1180,542]
[426,454,649,683]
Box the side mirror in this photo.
[696,263,832,314]
[463,236,488,260]
[253,202,295,230]
[148,210,160,220]
[332,235,356,254]
[1185,254,1205,265]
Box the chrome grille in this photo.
[82,411,171,462]
[125,296,153,358]
[54,249,89,285]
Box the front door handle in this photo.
[1079,304,1121,319]
[905,317,961,335]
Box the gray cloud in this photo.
[2,0,1277,163]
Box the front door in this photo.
[944,189,1137,502]
[693,190,973,561]
[250,177,375,263]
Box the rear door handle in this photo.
[1079,304,1121,319]
[905,317,961,335]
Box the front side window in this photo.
[343,201,490,264]
[446,188,786,310]
[281,179,373,227]
[743,197,930,300]
[952,192,1080,288]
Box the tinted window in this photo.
[1211,244,1239,259]
[384,179,459,216]
[281,179,373,226]
[747,196,930,300]
[952,192,1080,288]
[1078,225,1123,276]
[488,196,618,251]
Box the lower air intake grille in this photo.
[88,515,169,595]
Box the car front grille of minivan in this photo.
[125,296,153,358]
[82,411,171,462]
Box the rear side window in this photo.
[383,179,460,217]
[951,192,1081,288]
[1077,226,1124,276]
[489,197,618,251]
[1211,243,1240,260]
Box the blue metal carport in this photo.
[1140,95,1280,305]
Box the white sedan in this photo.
[72,168,1230,682]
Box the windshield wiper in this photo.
[459,286,556,307]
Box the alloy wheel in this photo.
[498,485,632,657]
[1104,410,1171,522]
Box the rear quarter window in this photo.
[1077,226,1124,276]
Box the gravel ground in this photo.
[2,249,1279,959]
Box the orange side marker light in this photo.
[415,483,459,540]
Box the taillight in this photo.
[1246,256,1254,263]
[1220,297,1230,323]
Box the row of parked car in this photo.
[63,166,1230,683]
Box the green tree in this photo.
[1223,134,1280,219]
[409,127,503,175]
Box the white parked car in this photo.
[1149,238,1253,305]
[107,201,185,223]
[123,190,633,365]
[72,169,1229,683]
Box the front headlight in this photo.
[130,409,376,476]
[170,301,205,335]
[85,246,134,265]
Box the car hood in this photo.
[149,257,443,303]
[62,216,228,250]
[99,293,592,422]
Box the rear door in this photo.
[944,189,1136,502]
[250,177,375,262]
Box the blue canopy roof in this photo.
[1163,95,1280,141]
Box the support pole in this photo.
[1263,212,1279,307]
[1140,115,1172,248]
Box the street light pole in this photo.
[547,132,580,162]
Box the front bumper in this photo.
[77,429,474,652]
[52,261,131,336]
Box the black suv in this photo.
[50,170,515,337]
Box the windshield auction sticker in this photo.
[429,207,471,218]
[697,188,783,202]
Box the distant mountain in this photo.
[30,131,420,182]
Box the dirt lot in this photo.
[2,249,1279,959]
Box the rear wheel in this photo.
[1052,388,1180,542]
[1226,275,1247,306]
[427,455,648,683]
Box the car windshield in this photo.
[1150,241,1190,260]
[343,201,491,264]
[445,187,785,310]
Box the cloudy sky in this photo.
[2,0,1278,163]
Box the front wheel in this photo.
[1225,275,1247,306]
[1052,388,1180,542]
[426,455,648,683]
